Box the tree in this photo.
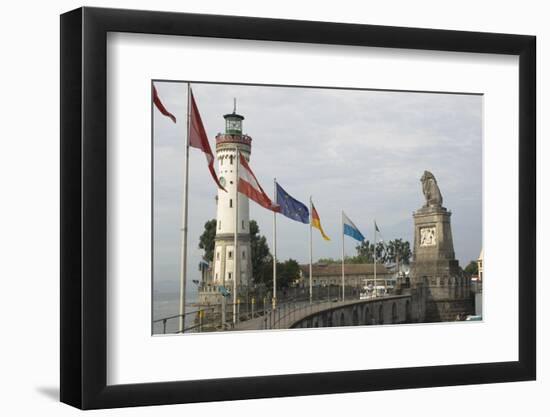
[355,238,412,264]
[384,239,412,264]
[375,241,386,262]
[464,260,478,276]
[317,257,339,264]
[198,219,217,262]
[354,240,375,263]
[249,220,272,285]
[277,259,301,288]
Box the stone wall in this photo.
[410,205,474,321]
[290,296,414,328]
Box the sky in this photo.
[153,81,482,297]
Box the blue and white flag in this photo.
[342,211,365,242]
[276,182,309,224]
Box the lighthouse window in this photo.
[242,250,246,259]
[218,220,221,230]
[241,220,245,230]
[228,251,233,259]
[229,199,233,208]
[228,272,232,280]
[216,252,220,260]
[229,155,234,165]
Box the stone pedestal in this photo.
[411,206,473,321]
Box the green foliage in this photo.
[250,220,273,285]
[277,259,301,288]
[353,238,412,264]
[384,238,412,264]
[257,258,301,289]
[355,240,375,263]
[317,257,339,264]
[464,260,479,276]
[198,219,217,262]
[353,240,388,263]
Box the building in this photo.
[199,105,253,304]
[477,249,483,282]
[298,263,392,288]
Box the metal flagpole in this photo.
[341,211,345,302]
[272,178,277,310]
[373,220,377,298]
[380,223,387,294]
[233,148,239,325]
[178,83,191,333]
[309,197,313,304]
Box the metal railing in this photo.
[266,292,400,330]
[268,299,327,330]
[152,307,217,334]
[153,301,274,334]
[153,286,388,334]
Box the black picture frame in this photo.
[60,6,536,410]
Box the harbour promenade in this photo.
[153,291,413,334]
[234,294,411,331]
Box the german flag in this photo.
[311,201,330,241]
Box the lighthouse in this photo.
[210,104,253,298]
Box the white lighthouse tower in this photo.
[210,104,253,298]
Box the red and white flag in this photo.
[189,90,226,192]
[152,85,176,123]
[238,152,279,212]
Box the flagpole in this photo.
[233,148,239,325]
[341,211,345,302]
[272,178,277,310]
[178,83,191,333]
[309,197,313,304]
[374,220,377,298]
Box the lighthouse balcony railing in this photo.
[215,133,252,146]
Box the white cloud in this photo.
[153,81,482,289]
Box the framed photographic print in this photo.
[60,7,536,409]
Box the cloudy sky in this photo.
[153,81,482,297]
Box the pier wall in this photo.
[290,296,414,328]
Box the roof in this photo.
[223,112,244,120]
[299,263,389,277]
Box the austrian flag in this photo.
[189,91,226,192]
[238,153,279,212]
[152,85,176,123]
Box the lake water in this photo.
[152,282,199,334]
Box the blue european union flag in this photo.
[276,182,310,224]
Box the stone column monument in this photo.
[410,171,473,321]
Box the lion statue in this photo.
[421,170,443,207]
